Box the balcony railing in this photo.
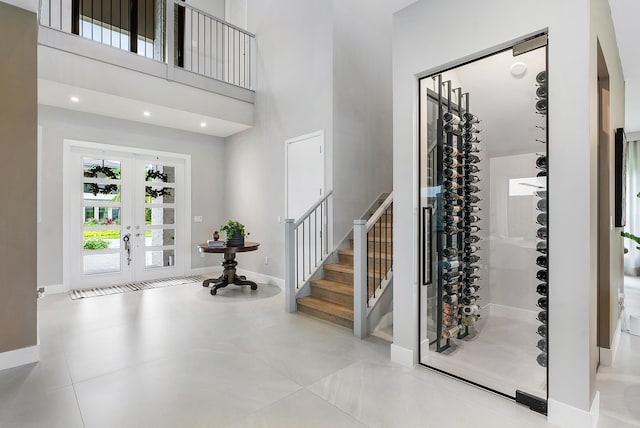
[38,0,255,90]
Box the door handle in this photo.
[123,233,132,265]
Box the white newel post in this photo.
[284,219,297,313]
[353,219,368,338]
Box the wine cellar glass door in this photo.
[418,35,548,413]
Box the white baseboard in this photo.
[390,343,415,368]
[188,266,222,276]
[600,315,623,366]
[42,283,68,295]
[548,391,599,428]
[0,345,40,371]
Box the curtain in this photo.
[624,139,640,275]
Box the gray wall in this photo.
[38,106,226,287]
[0,3,38,353]
[392,0,624,422]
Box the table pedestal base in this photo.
[202,253,258,295]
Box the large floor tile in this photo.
[0,385,84,428]
[226,389,367,428]
[74,345,301,428]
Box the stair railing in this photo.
[353,192,393,338]
[284,190,333,312]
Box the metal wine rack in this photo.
[434,74,483,352]
[535,70,548,367]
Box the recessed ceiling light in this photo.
[200,122,207,127]
[143,111,151,117]
[70,96,79,102]
[510,62,527,78]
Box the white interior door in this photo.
[286,130,325,220]
[67,145,185,289]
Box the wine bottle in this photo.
[465,164,480,173]
[465,245,480,253]
[443,192,463,201]
[443,168,460,179]
[443,180,459,190]
[536,255,547,268]
[537,310,548,324]
[442,325,460,339]
[537,324,547,338]
[464,225,481,233]
[536,227,547,240]
[536,352,548,367]
[461,295,477,306]
[537,338,547,353]
[536,212,547,226]
[445,204,463,213]
[463,255,480,263]
[443,157,459,167]
[536,283,547,296]
[536,241,547,253]
[466,154,481,164]
[462,122,481,133]
[537,296,548,310]
[465,176,481,184]
[444,123,463,135]
[536,155,547,170]
[443,314,460,326]
[535,99,547,114]
[463,287,477,296]
[442,271,461,282]
[464,235,480,244]
[443,145,459,156]
[463,112,480,124]
[537,199,547,211]
[444,215,463,225]
[463,132,481,142]
[536,70,547,85]
[443,112,462,124]
[464,277,481,286]
[443,294,458,304]
[463,142,481,152]
[462,304,479,315]
[536,85,547,98]
[462,315,478,327]
[443,303,458,314]
[466,214,481,223]
[535,190,547,198]
[463,265,479,274]
[442,247,460,257]
[536,269,548,282]
[443,260,460,270]
[537,170,547,177]
[443,283,461,294]
[465,185,480,194]
[444,225,461,235]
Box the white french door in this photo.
[67,144,186,289]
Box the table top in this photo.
[197,242,260,254]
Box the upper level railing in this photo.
[38,0,255,90]
[284,191,333,312]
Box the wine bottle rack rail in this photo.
[535,70,548,368]
[434,74,483,352]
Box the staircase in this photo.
[296,198,392,330]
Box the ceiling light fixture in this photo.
[510,62,527,78]
[70,96,79,102]
[143,111,151,117]
[200,122,207,127]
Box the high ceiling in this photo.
[609,0,640,133]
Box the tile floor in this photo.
[0,277,637,427]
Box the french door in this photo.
[67,144,186,289]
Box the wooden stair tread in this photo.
[324,263,354,274]
[297,296,354,320]
[311,279,353,294]
[338,248,392,259]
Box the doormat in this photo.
[69,275,206,300]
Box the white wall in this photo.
[392,0,624,423]
[224,0,333,278]
[38,106,226,288]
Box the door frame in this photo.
[62,139,192,291]
[284,129,326,220]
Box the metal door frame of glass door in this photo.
[62,140,192,291]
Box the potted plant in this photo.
[220,220,249,246]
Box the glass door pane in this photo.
[418,44,548,404]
